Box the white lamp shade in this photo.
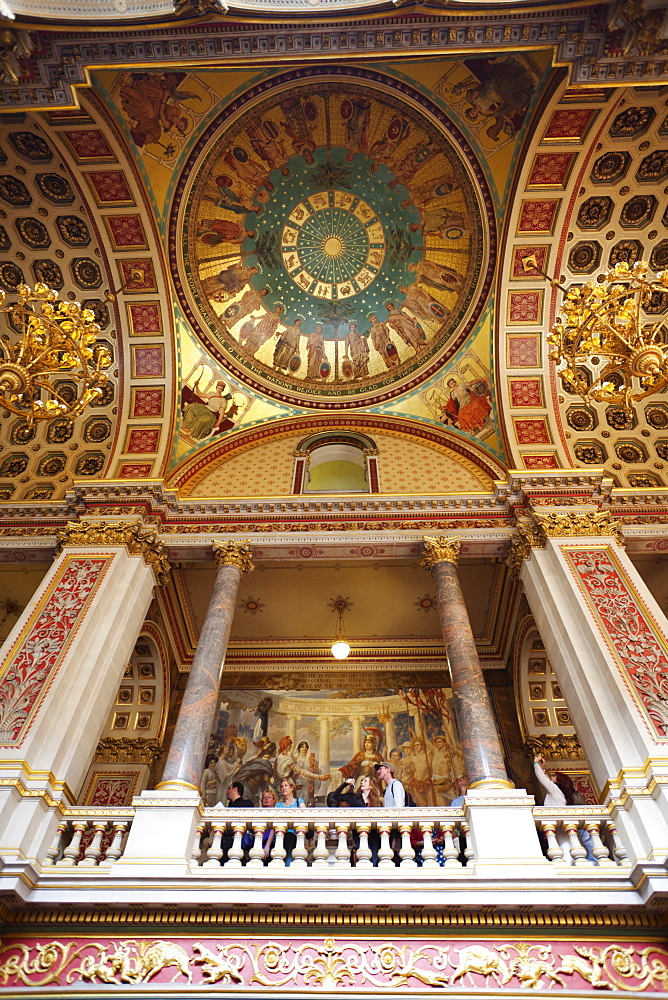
[330,639,351,660]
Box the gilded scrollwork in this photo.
[212,539,254,573]
[2,937,668,991]
[506,523,547,578]
[525,734,584,760]
[92,737,162,765]
[56,520,171,585]
[421,535,461,569]
[534,511,624,544]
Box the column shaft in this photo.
[429,558,510,788]
[161,543,253,791]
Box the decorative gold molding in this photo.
[0,27,34,86]
[56,521,170,585]
[534,511,624,543]
[93,737,162,765]
[421,536,461,569]
[506,523,548,578]
[1,907,665,931]
[212,539,254,574]
[525,734,584,761]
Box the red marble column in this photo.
[422,537,512,790]
[159,541,254,792]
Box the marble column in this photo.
[422,536,511,790]
[159,540,254,793]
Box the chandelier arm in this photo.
[587,304,634,352]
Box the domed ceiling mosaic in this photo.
[172,68,495,409]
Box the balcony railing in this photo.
[40,805,628,871]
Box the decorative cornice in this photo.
[3,7,668,110]
[525,734,584,761]
[534,511,624,544]
[421,535,460,569]
[93,737,163,765]
[55,520,171,585]
[2,907,665,931]
[212,539,254,574]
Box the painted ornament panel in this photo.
[564,546,668,741]
[174,69,493,408]
[0,557,111,746]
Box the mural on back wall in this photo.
[203,686,465,807]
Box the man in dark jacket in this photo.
[227,780,254,808]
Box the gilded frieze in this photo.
[1,936,667,991]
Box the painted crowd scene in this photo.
[202,687,465,807]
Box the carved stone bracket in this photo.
[56,520,171,585]
[534,511,625,544]
[525,734,584,761]
[212,539,254,573]
[93,736,163,764]
[420,535,461,569]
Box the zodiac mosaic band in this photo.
[1,935,667,991]
[172,65,495,409]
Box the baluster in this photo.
[541,820,565,863]
[377,822,394,868]
[190,821,206,865]
[80,821,107,866]
[335,821,351,867]
[356,820,373,868]
[312,822,330,868]
[105,821,129,864]
[420,821,439,869]
[441,822,460,865]
[607,822,628,864]
[226,822,246,867]
[290,821,308,868]
[584,820,614,866]
[204,822,225,866]
[269,822,287,867]
[57,821,88,866]
[247,821,266,868]
[462,821,474,865]
[398,821,417,868]
[564,819,588,865]
[43,821,67,866]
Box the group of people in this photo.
[207,758,469,867]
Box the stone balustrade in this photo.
[40,805,629,873]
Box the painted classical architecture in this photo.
[2,0,668,994]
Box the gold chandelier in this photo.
[0,283,112,425]
[523,256,668,414]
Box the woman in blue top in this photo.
[276,777,306,864]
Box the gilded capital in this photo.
[213,539,254,574]
[56,520,171,585]
[421,535,461,569]
[93,736,163,765]
[535,510,624,543]
[506,522,547,579]
[525,734,583,761]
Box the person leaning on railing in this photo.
[329,775,382,866]
[533,755,596,863]
[276,776,306,866]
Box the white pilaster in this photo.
[0,545,155,865]
[521,534,668,863]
